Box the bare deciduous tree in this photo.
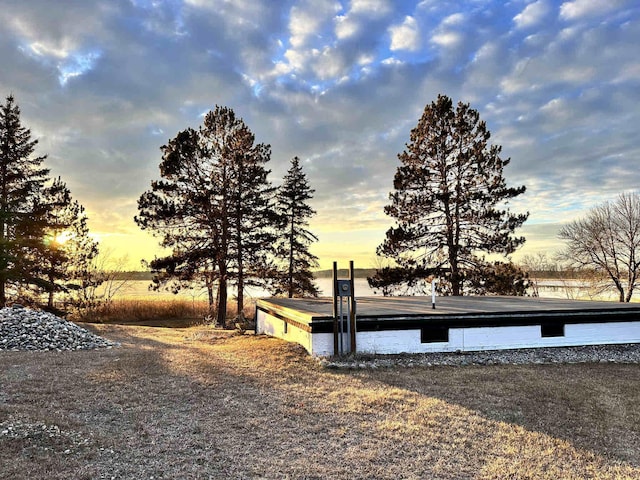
[558,192,640,302]
[520,252,554,297]
[67,248,131,317]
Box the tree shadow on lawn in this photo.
[88,317,206,328]
[347,362,640,467]
[4,326,640,479]
[97,327,640,478]
[0,325,249,479]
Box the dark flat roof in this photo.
[259,296,640,318]
[256,296,640,333]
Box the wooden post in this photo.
[349,260,356,354]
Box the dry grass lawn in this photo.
[1,324,639,479]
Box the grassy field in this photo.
[1,324,639,479]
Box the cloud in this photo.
[288,0,341,48]
[389,16,420,51]
[350,0,393,16]
[0,0,638,269]
[559,0,628,21]
[336,0,393,39]
[513,0,550,29]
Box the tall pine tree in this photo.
[40,177,73,307]
[376,95,528,295]
[0,95,50,305]
[273,157,319,298]
[136,106,277,325]
[214,113,277,319]
[41,177,99,308]
[0,95,98,308]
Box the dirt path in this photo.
[1,324,639,479]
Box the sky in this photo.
[0,0,638,270]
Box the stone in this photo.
[0,307,117,352]
[319,343,640,369]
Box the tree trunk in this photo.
[236,228,244,319]
[288,213,295,298]
[626,282,635,302]
[626,271,636,302]
[1,162,6,308]
[451,267,462,296]
[611,277,625,302]
[449,247,462,296]
[47,269,55,308]
[236,271,244,319]
[235,171,244,319]
[216,274,227,327]
[207,283,214,316]
[0,210,6,307]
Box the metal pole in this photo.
[349,260,356,353]
[345,298,351,353]
[339,295,344,355]
[332,262,339,355]
[432,278,437,309]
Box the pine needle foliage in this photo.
[376,95,528,295]
[274,157,320,298]
[0,95,97,307]
[136,106,277,326]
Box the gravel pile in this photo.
[0,305,117,352]
[0,418,94,455]
[321,343,640,369]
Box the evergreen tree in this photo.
[0,96,99,308]
[136,106,277,325]
[375,95,528,295]
[40,177,74,307]
[465,259,530,296]
[137,125,225,323]
[216,113,277,319]
[273,157,319,298]
[40,178,99,309]
[0,95,50,305]
[62,203,100,312]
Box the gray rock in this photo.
[0,307,117,352]
[321,343,640,369]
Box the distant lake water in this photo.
[104,278,628,302]
[105,277,375,301]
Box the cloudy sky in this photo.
[1,0,638,270]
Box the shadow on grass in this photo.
[3,325,640,479]
[0,325,255,479]
[342,361,640,467]
[91,317,207,328]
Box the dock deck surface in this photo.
[258,296,640,320]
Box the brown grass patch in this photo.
[1,324,639,479]
[75,298,255,327]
